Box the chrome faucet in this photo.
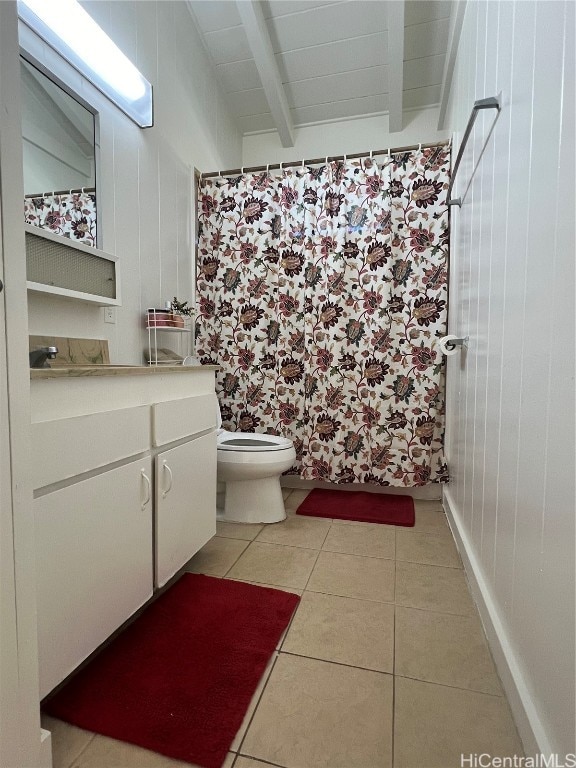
[29,346,58,368]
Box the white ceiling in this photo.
[187,0,453,143]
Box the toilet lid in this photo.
[217,430,293,452]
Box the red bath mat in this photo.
[296,488,415,526]
[43,573,300,768]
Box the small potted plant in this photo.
[170,297,194,327]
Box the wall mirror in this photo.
[21,55,99,247]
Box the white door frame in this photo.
[0,2,51,765]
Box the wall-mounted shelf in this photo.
[25,224,120,306]
[27,281,120,307]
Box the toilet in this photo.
[216,405,296,524]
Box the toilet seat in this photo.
[217,430,293,452]
[215,400,295,523]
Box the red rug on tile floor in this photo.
[296,488,415,526]
[43,574,300,768]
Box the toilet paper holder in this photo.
[443,336,468,350]
[437,335,469,357]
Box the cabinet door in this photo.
[35,458,153,698]
[155,432,216,588]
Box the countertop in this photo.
[31,365,220,379]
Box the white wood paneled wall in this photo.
[27,1,242,364]
[444,0,574,758]
[241,106,450,166]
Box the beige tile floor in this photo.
[43,489,524,768]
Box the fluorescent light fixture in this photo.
[18,0,153,127]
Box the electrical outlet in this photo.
[104,307,116,324]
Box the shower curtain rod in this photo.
[200,139,450,179]
[25,186,96,199]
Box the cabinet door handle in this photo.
[141,469,151,510]
[162,461,173,498]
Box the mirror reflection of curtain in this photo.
[196,148,450,487]
[24,190,97,247]
[20,57,97,246]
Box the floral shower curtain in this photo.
[196,146,450,486]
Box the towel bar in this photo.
[447,97,500,207]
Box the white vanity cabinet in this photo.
[35,457,154,698]
[30,367,219,698]
[153,393,217,587]
[155,434,216,587]
[31,404,154,698]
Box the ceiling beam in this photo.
[437,0,467,130]
[236,0,294,147]
[387,0,405,133]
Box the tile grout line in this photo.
[393,598,475,617]
[228,575,397,605]
[395,557,463,570]
[223,502,309,756]
[223,537,325,553]
[276,592,303,653]
[251,540,332,552]
[64,731,97,768]
[293,588,398,609]
[397,528,456,540]
[216,532,462,569]
[221,580,477,613]
[260,527,398,559]
[234,653,282,758]
[224,575,303,596]
[319,548,396,562]
[301,544,323,592]
[221,538,257,578]
[279,649,394,677]
[394,602,486,621]
[305,586,395,605]
[319,517,334,549]
[237,750,289,768]
[299,514,333,593]
[394,672,506,699]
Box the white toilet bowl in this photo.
[217,428,296,524]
